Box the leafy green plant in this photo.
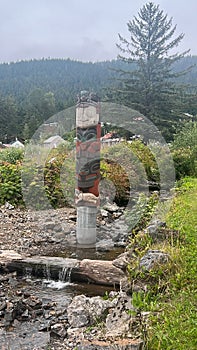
[0,161,24,206]
[172,121,197,179]
[127,140,159,183]
[172,147,196,179]
[0,147,24,164]
[125,192,159,233]
[100,141,159,205]
[44,144,75,208]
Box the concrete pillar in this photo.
[76,206,97,245]
[75,91,101,246]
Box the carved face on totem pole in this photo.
[75,92,101,206]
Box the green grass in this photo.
[146,177,197,349]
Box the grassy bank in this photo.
[146,177,197,349]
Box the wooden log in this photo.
[1,251,126,286]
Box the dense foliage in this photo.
[0,55,197,143]
[0,118,196,208]
[0,140,159,207]
[100,140,160,205]
[0,161,23,206]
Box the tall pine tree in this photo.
[116,2,191,140]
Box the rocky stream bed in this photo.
[0,202,172,349]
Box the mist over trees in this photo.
[0,57,197,143]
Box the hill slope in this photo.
[0,57,197,142]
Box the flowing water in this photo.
[22,263,116,296]
[48,245,124,261]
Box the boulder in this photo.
[105,292,135,337]
[139,250,169,271]
[67,294,114,328]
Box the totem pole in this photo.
[75,91,101,245]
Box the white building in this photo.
[10,139,24,148]
[43,135,66,148]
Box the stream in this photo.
[0,202,139,349]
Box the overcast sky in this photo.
[0,0,196,63]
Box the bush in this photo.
[127,140,159,182]
[0,147,24,164]
[172,121,197,179]
[0,161,23,206]
[172,147,197,179]
[44,153,75,208]
[22,143,75,209]
[100,141,159,205]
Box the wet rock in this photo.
[0,325,50,349]
[77,259,125,285]
[139,249,170,271]
[51,322,67,338]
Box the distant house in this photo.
[101,132,114,140]
[43,135,65,148]
[101,131,121,148]
[10,139,24,148]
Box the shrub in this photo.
[0,147,24,164]
[0,161,23,206]
[100,141,159,205]
[172,147,197,179]
[172,121,197,179]
[127,140,159,182]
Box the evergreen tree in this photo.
[0,95,19,142]
[116,2,191,140]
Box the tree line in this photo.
[0,2,197,143]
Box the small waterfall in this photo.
[59,266,72,283]
[25,266,32,279]
[42,265,73,290]
[43,263,51,281]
